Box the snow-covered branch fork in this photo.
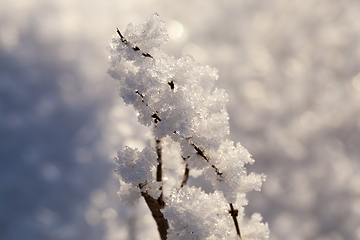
[108,13,269,240]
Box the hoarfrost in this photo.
[115,146,157,186]
[163,187,236,240]
[117,179,140,205]
[110,13,269,239]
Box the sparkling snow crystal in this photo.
[109,13,269,239]
[163,187,236,240]
[115,146,157,186]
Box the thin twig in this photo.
[155,138,165,207]
[135,90,145,102]
[229,203,242,239]
[191,143,223,179]
[116,28,153,58]
[141,191,168,240]
[156,139,162,182]
[181,156,190,187]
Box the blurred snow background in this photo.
[1,0,360,239]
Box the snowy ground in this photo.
[1,0,360,239]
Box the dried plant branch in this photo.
[112,17,268,239]
[191,143,223,179]
[229,203,242,239]
[156,139,162,182]
[155,138,165,207]
[116,28,153,58]
[181,156,190,187]
[141,191,168,240]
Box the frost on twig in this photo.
[109,13,269,239]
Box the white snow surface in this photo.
[1,0,360,240]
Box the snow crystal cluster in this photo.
[108,13,269,239]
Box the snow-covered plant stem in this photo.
[108,13,269,240]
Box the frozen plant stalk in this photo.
[108,13,269,240]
